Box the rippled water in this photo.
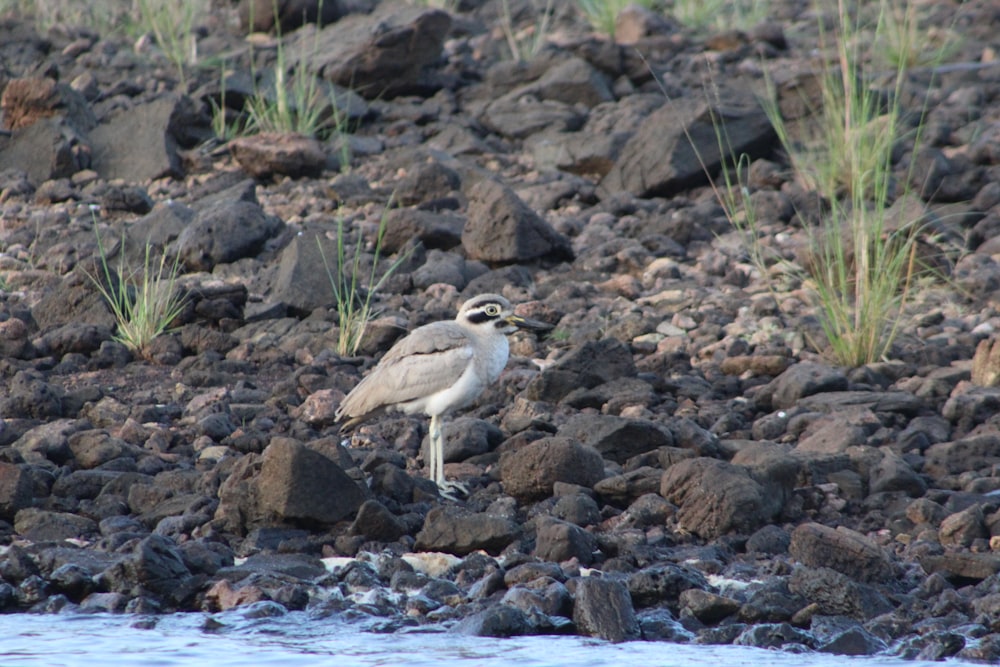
[0,611,984,667]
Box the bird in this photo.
[335,294,551,496]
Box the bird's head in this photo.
[458,294,552,335]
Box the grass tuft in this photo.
[318,203,411,357]
[89,224,189,359]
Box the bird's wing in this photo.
[336,323,474,422]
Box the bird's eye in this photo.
[485,304,500,316]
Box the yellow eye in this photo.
[485,304,501,316]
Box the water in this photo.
[0,611,984,667]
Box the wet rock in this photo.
[415,505,519,556]
[572,577,640,642]
[735,622,815,650]
[461,178,573,264]
[816,622,888,656]
[660,458,780,538]
[453,603,535,637]
[789,523,895,583]
[499,436,605,502]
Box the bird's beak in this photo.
[505,314,553,332]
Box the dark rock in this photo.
[13,508,99,542]
[660,458,780,538]
[678,588,740,624]
[461,178,573,264]
[557,414,672,464]
[257,438,367,526]
[453,603,534,637]
[533,516,597,565]
[415,505,520,556]
[176,199,282,272]
[499,436,605,502]
[382,208,464,253]
[441,417,504,463]
[572,577,640,642]
[308,5,451,98]
[788,523,895,583]
[767,362,849,411]
[524,338,637,403]
[627,564,707,609]
[349,499,407,542]
[0,462,34,520]
[746,524,791,555]
[788,566,893,620]
[551,492,601,526]
[600,98,775,199]
[734,622,815,650]
[918,551,1000,582]
[818,625,889,656]
[925,433,1000,481]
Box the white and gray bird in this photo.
[335,294,551,496]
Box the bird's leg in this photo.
[427,414,439,485]
[430,415,467,500]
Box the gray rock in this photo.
[14,508,99,542]
[524,338,636,403]
[924,434,1000,480]
[768,362,849,411]
[533,516,597,565]
[627,564,707,609]
[461,178,573,264]
[788,523,896,583]
[0,118,90,185]
[572,577,640,642]
[499,436,605,502]
[600,98,774,198]
[349,499,407,542]
[0,463,34,521]
[734,622,816,650]
[481,96,586,140]
[229,132,327,179]
[90,96,201,181]
[382,209,464,253]
[305,6,451,98]
[12,418,84,464]
[271,231,336,316]
[788,566,894,620]
[414,505,520,556]
[453,603,534,637]
[918,552,1000,582]
[938,505,988,547]
[679,588,740,624]
[176,199,282,272]
[440,417,504,463]
[557,414,672,464]
[660,457,779,538]
[257,438,367,525]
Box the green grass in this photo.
[318,204,412,357]
[133,0,206,92]
[671,0,770,32]
[89,226,189,359]
[576,0,653,38]
[713,0,953,367]
[499,0,555,61]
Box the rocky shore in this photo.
[2,0,1000,660]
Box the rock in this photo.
[0,463,34,521]
[414,505,520,556]
[348,499,407,542]
[788,566,893,620]
[533,516,597,565]
[767,362,849,411]
[90,95,203,181]
[600,97,774,198]
[679,589,740,624]
[229,132,327,179]
[0,118,90,185]
[572,577,640,642]
[938,505,988,547]
[660,458,780,538]
[557,414,672,464]
[734,622,815,650]
[305,5,451,98]
[257,438,367,526]
[176,198,282,272]
[524,338,637,403]
[817,624,889,656]
[788,523,895,583]
[453,603,534,637]
[461,178,573,264]
[627,563,707,609]
[439,417,503,463]
[971,337,1000,386]
[924,434,1000,481]
[14,508,99,542]
[499,436,606,502]
[239,0,348,34]
[0,77,96,132]
[918,552,1000,582]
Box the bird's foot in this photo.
[436,479,469,501]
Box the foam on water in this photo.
[0,611,985,667]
